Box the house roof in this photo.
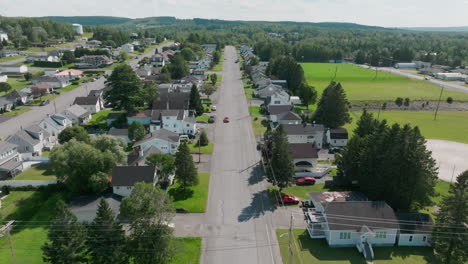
[134,129,180,146]
[277,111,301,121]
[5,90,28,100]
[324,201,399,231]
[0,158,22,171]
[24,125,50,138]
[127,146,161,166]
[111,166,156,186]
[330,128,348,139]
[0,97,14,106]
[56,69,83,76]
[7,130,40,146]
[108,128,128,136]
[32,76,64,83]
[283,123,325,135]
[289,143,319,159]
[127,110,152,119]
[396,213,433,234]
[64,105,89,118]
[73,96,99,106]
[0,141,17,154]
[152,90,190,110]
[268,105,293,115]
[309,192,368,204]
[29,83,53,89]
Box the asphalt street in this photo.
[0,42,173,139]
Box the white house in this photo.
[266,90,290,107]
[283,123,325,149]
[26,55,60,63]
[6,125,53,155]
[121,43,134,53]
[39,114,72,139]
[255,84,284,99]
[394,63,417,69]
[112,166,158,197]
[61,104,91,125]
[435,72,468,81]
[0,97,14,112]
[0,75,8,83]
[32,76,70,89]
[151,54,165,67]
[133,129,180,155]
[327,128,348,149]
[0,141,22,179]
[0,31,8,41]
[4,90,33,104]
[73,96,104,114]
[0,64,28,73]
[150,110,197,136]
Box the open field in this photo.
[168,173,210,213]
[12,163,57,181]
[300,63,468,103]
[276,229,441,264]
[344,110,468,144]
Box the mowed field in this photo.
[344,110,468,144]
[300,63,468,102]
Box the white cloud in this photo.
[1,0,467,27]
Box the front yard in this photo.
[2,107,31,116]
[251,118,268,137]
[248,106,262,116]
[188,142,214,154]
[196,114,211,122]
[276,229,441,264]
[12,163,57,181]
[170,237,202,264]
[168,173,210,213]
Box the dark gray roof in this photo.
[324,201,399,231]
[330,128,348,139]
[111,166,156,186]
[134,129,179,146]
[7,130,40,146]
[278,111,301,121]
[5,90,28,100]
[127,146,161,166]
[0,141,17,154]
[32,76,64,83]
[396,213,433,234]
[289,143,318,159]
[268,105,293,115]
[283,123,325,135]
[108,128,128,136]
[153,90,190,110]
[73,96,99,106]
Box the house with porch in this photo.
[282,123,325,149]
[111,166,158,197]
[73,96,104,114]
[0,141,23,180]
[150,109,197,136]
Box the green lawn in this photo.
[196,114,210,122]
[248,106,262,116]
[211,55,224,71]
[0,55,24,63]
[245,91,254,100]
[276,229,441,264]
[12,163,57,181]
[2,107,31,116]
[420,180,451,219]
[0,77,31,96]
[301,63,468,103]
[86,110,125,126]
[269,184,331,201]
[25,94,59,106]
[345,110,468,144]
[168,173,210,213]
[251,119,268,137]
[170,237,201,264]
[188,142,214,154]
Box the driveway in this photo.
[426,139,468,182]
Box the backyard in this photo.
[276,229,441,264]
[168,173,210,213]
[12,163,57,181]
[300,63,468,103]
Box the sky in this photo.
[1,0,468,28]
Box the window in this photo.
[409,236,413,242]
[116,187,120,190]
[339,232,351,239]
[375,232,386,239]
[307,136,314,139]
[334,140,337,143]
[422,236,427,242]
[173,124,176,128]
[186,124,190,127]
[126,186,132,190]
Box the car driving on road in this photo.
[223,117,230,123]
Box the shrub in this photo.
[446,97,453,104]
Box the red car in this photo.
[278,195,300,204]
[223,117,230,123]
[296,177,316,185]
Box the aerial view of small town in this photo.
[0,1,467,263]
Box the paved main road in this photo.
[201,46,283,264]
[0,42,173,139]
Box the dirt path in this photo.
[426,139,468,182]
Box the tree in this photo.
[355,51,366,64]
[447,97,454,104]
[268,125,295,191]
[210,74,218,86]
[116,51,130,62]
[61,50,76,63]
[104,64,142,111]
[130,221,174,264]
[198,129,209,146]
[174,143,198,189]
[404,97,410,107]
[2,39,8,47]
[189,84,203,115]
[58,126,90,144]
[87,199,129,264]
[212,50,221,64]
[395,97,404,107]
[146,153,175,187]
[42,200,87,264]
[432,171,468,264]
[313,82,351,128]
[201,83,216,99]
[90,135,127,165]
[167,53,189,79]
[180,48,195,61]
[298,82,317,109]
[353,110,381,138]
[128,121,146,142]
[140,81,159,108]
[23,72,33,81]
[249,56,259,66]
[0,82,12,93]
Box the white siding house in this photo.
[0,64,28,73]
[326,128,349,149]
[73,96,103,114]
[40,114,72,139]
[61,105,91,125]
[283,124,325,149]
[133,129,180,155]
[112,166,158,197]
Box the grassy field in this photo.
[276,229,441,264]
[86,110,125,127]
[188,142,214,154]
[0,55,24,63]
[248,106,262,116]
[196,114,211,122]
[420,180,451,219]
[168,173,210,213]
[2,107,31,117]
[344,110,468,144]
[12,163,57,181]
[300,63,468,103]
[251,119,268,137]
[25,94,59,106]
[0,77,31,96]
[170,237,202,264]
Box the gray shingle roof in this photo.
[330,128,348,139]
[64,105,89,118]
[111,166,156,186]
[283,124,325,135]
[396,213,433,234]
[0,141,17,154]
[278,111,301,121]
[73,96,99,106]
[134,129,179,146]
[289,143,318,159]
[8,130,40,146]
[268,105,293,115]
[108,128,128,136]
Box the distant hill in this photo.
[402,26,468,32]
[38,16,132,25]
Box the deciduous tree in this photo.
[58,126,90,144]
[298,82,317,109]
[128,121,146,142]
[146,153,175,187]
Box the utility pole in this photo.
[288,213,294,264]
[0,221,16,264]
[434,85,444,121]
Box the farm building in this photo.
[394,63,417,69]
[435,72,468,81]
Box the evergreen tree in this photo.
[87,199,129,264]
[130,222,174,264]
[104,64,142,112]
[174,143,198,189]
[313,82,351,128]
[395,97,404,107]
[42,200,87,264]
[61,50,76,63]
[212,50,221,64]
[353,110,380,138]
[189,84,203,115]
[355,51,366,64]
[432,171,468,264]
[128,121,146,142]
[140,81,160,108]
[23,72,33,81]
[297,82,317,109]
[210,74,218,86]
[268,125,295,191]
[198,129,209,146]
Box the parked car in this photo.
[179,135,189,142]
[40,100,50,106]
[278,195,300,205]
[52,91,61,95]
[296,177,316,185]
[223,117,230,123]
[235,59,239,63]
[208,116,216,123]
[211,105,217,111]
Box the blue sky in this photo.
[1,0,468,27]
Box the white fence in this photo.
[0,180,57,187]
